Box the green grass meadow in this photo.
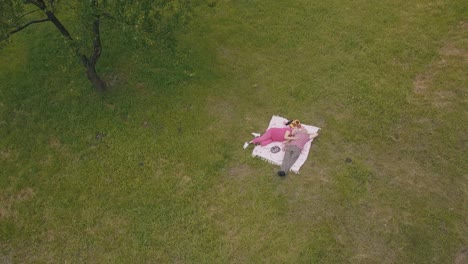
[1,0,467,263]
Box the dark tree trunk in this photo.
[85,64,107,92]
[80,5,107,92]
[31,1,73,40]
[31,0,107,91]
[86,3,107,92]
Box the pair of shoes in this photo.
[243,142,249,149]
[277,171,286,177]
[251,132,261,138]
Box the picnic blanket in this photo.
[252,115,320,173]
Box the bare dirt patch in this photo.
[0,149,12,160]
[433,90,457,108]
[16,188,35,202]
[0,199,13,220]
[206,96,237,122]
[227,163,254,178]
[413,21,467,96]
[49,137,62,149]
[413,73,432,94]
[0,251,12,264]
[0,188,35,220]
[440,43,468,58]
[455,247,468,264]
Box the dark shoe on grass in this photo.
[277,171,286,177]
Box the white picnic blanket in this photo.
[252,115,320,173]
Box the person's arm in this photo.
[284,130,297,141]
[282,130,296,151]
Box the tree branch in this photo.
[8,18,50,35]
[88,0,102,67]
[89,16,102,67]
[0,8,42,28]
[15,9,42,22]
[29,0,73,40]
[26,0,89,68]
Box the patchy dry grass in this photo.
[1,0,466,263]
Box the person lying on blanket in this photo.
[277,126,319,177]
[243,119,301,149]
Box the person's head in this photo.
[286,119,301,128]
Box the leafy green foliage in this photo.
[0,0,24,39]
[106,0,196,38]
[0,0,201,90]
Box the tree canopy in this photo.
[0,0,198,91]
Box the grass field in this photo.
[0,0,467,263]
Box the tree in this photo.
[0,0,197,92]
